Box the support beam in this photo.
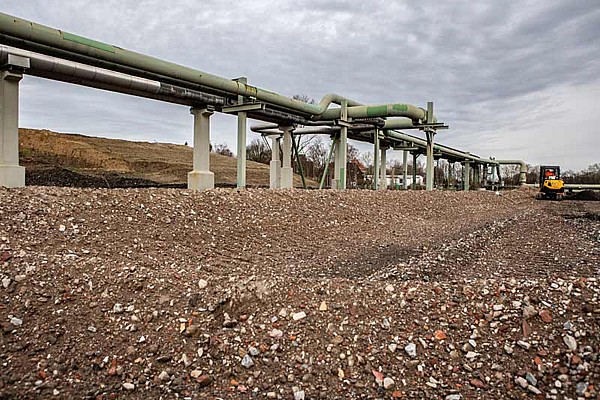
[425,101,435,191]
[187,107,214,190]
[380,146,387,190]
[269,136,281,189]
[463,161,471,191]
[402,150,408,190]
[280,126,293,189]
[373,129,380,190]
[0,70,25,188]
[235,77,247,189]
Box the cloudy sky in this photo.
[3,0,600,170]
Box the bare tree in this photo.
[246,138,271,164]
[292,94,316,105]
[361,151,374,175]
[213,143,233,157]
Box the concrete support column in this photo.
[338,100,348,190]
[331,136,340,189]
[412,152,418,190]
[280,126,293,189]
[424,102,435,191]
[236,77,247,189]
[269,136,281,189]
[0,70,25,188]
[373,130,380,190]
[463,161,471,191]
[402,150,408,190]
[188,107,214,190]
[482,163,488,188]
[379,146,387,190]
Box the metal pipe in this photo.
[2,12,418,119]
[0,44,225,107]
[564,184,600,190]
[495,159,527,185]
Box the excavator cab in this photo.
[538,166,564,200]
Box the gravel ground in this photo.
[0,187,598,399]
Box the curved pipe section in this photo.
[496,159,527,185]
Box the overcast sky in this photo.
[3,0,600,171]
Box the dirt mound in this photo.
[19,129,313,188]
[569,190,600,201]
[1,188,598,399]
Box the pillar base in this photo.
[187,170,214,190]
[280,167,293,189]
[0,165,25,188]
[269,160,281,189]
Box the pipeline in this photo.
[495,159,528,185]
[0,12,433,121]
[251,123,501,167]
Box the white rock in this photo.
[527,385,542,395]
[241,354,254,368]
[122,383,135,391]
[383,377,395,390]
[405,343,417,357]
[10,317,22,326]
[445,395,461,400]
[190,370,202,378]
[158,370,170,381]
[319,301,328,311]
[2,277,10,288]
[59,224,66,232]
[465,351,479,359]
[515,376,528,388]
[385,284,394,293]
[563,335,577,351]
[248,346,260,356]
[493,304,504,311]
[388,343,397,353]
[293,389,305,400]
[14,275,26,282]
[269,329,283,338]
[292,311,307,321]
[517,341,531,350]
[198,279,208,289]
[112,303,124,314]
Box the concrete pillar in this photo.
[236,77,247,189]
[280,126,293,189]
[463,161,470,191]
[402,150,408,190]
[425,102,435,191]
[332,136,340,189]
[379,146,387,190]
[373,130,380,190]
[0,70,25,188]
[269,136,281,189]
[188,107,214,190]
[412,152,418,190]
[338,100,348,190]
[482,163,488,188]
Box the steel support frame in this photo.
[269,136,281,189]
[0,69,25,188]
[425,102,435,191]
[373,129,380,190]
[280,126,294,189]
[235,77,247,189]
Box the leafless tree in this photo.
[246,138,271,164]
[213,143,233,157]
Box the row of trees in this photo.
[500,163,600,186]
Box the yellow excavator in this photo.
[538,165,565,200]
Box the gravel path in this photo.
[0,187,598,399]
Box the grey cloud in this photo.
[3,0,599,170]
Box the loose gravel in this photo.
[0,187,598,399]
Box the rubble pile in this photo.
[0,187,598,399]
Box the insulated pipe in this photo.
[495,159,527,185]
[0,12,375,118]
[0,44,225,107]
[314,103,427,121]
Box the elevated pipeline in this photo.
[0,12,434,121]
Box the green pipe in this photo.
[0,12,433,121]
[291,135,307,189]
[319,141,336,189]
[315,103,427,121]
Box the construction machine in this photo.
[537,165,565,200]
